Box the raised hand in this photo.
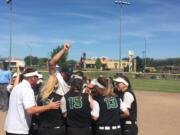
[63,42,70,51]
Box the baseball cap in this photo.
[113,77,129,86]
[24,68,39,78]
[61,65,73,76]
[24,71,40,78]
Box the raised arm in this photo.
[49,42,70,74]
[50,42,70,66]
[13,67,21,87]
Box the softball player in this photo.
[91,76,129,135]
[114,75,138,135]
[37,75,66,135]
[61,78,99,135]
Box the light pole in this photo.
[114,0,130,72]
[27,44,32,67]
[144,37,147,68]
[6,0,13,69]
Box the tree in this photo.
[66,59,77,65]
[24,56,39,66]
[24,56,32,66]
[95,58,103,69]
[32,56,39,65]
[136,56,144,72]
[50,45,68,67]
[38,58,48,66]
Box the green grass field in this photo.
[131,79,180,92]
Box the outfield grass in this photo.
[131,79,180,92]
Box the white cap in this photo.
[91,79,105,89]
[24,71,40,78]
[37,73,43,79]
[113,77,129,86]
[71,74,83,80]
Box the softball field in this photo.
[1,91,180,135]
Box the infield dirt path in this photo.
[1,91,180,135]
[136,91,180,135]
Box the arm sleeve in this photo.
[60,96,67,113]
[23,88,36,109]
[90,100,100,118]
[123,92,134,108]
[120,99,128,112]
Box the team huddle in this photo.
[4,43,138,135]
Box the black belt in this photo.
[125,121,137,124]
[40,125,65,129]
[98,125,121,130]
[68,126,92,129]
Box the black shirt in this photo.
[96,95,121,126]
[37,92,65,128]
[65,92,91,128]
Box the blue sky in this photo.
[0,0,180,61]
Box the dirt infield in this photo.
[1,91,180,135]
[136,91,180,135]
[0,111,6,135]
